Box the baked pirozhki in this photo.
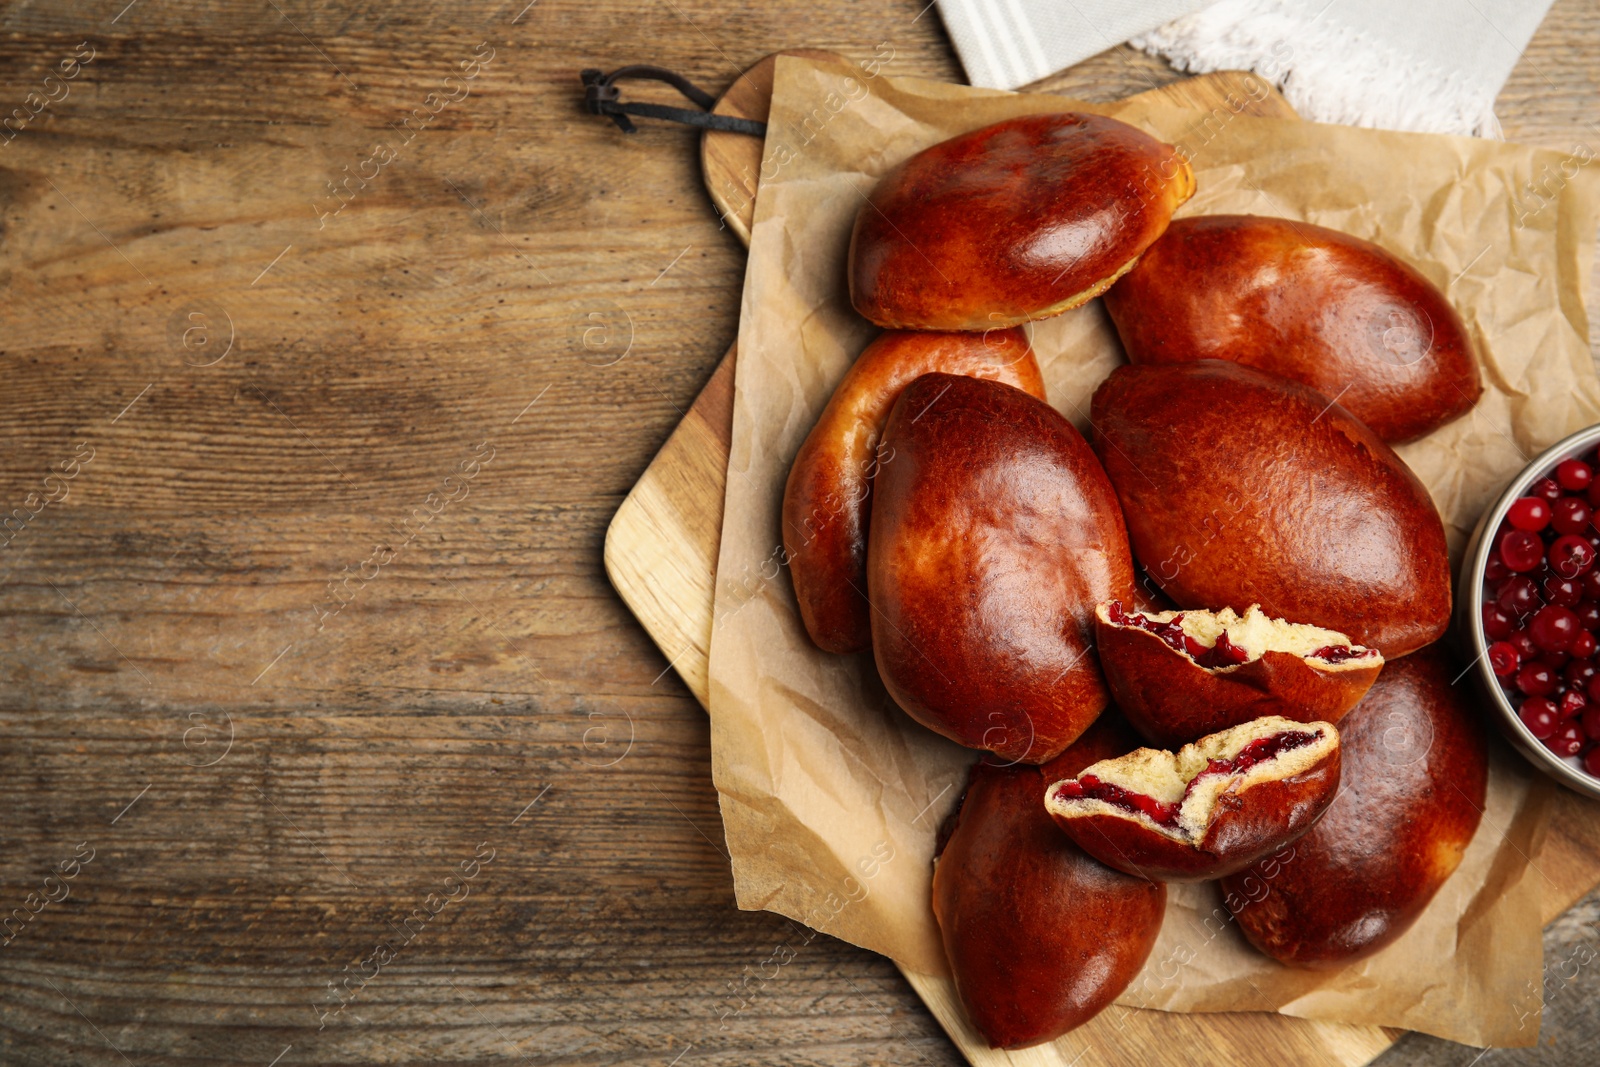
[1045,715,1341,882]
[1091,360,1452,659]
[932,721,1164,1048]
[869,373,1134,763]
[1096,601,1383,747]
[783,328,1045,653]
[849,113,1194,331]
[1102,215,1482,443]
[1220,647,1487,967]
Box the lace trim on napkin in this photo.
[1133,0,1503,137]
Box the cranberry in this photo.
[1189,631,1249,669]
[1565,659,1598,688]
[1506,496,1552,531]
[1556,458,1593,492]
[1488,641,1521,677]
[1497,575,1543,617]
[1545,722,1586,758]
[1552,497,1592,535]
[1586,745,1600,776]
[1511,631,1540,660]
[1488,558,1512,585]
[1579,600,1600,631]
[1550,535,1597,578]
[1574,631,1599,660]
[1516,661,1558,696]
[1544,651,1572,670]
[1520,697,1560,739]
[1500,529,1547,572]
[1560,688,1588,718]
[1584,570,1600,599]
[1531,605,1582,652]
[1589,479,1600,508]
[1532,476,1564,504]
[1481,602,1515,639]
[1584,706,1600,741]
[1544,575,1584,607]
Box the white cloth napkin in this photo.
[935,0,1555,136]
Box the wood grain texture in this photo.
[605,345,735,701]
[0,0,1595,1065]
[702,49,844,243]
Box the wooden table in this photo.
[0,3,1595,1065]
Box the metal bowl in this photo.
[1457,422,1600,800]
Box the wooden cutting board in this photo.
[603,54,1600,1066]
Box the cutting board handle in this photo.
[580,64,769,136]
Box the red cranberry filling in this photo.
[1203,729,1318,772]
[1107,600,1189,656]
[1053,776,1180,825]
[1189,632,1250,670]
[1053,730,1322,829]
[1107,600,1246,668]
[1308,644,1378,665]
[1107,601,1366,669]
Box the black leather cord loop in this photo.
[581,66,767,136]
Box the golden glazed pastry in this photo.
[1221,647,1487,967]
[933,719,1165,1048]
[1103,214,1482,443]
[849,113,1194,330]
[783,328,1044,653]
[1090,361,1451,659]
[869,373,1133,763]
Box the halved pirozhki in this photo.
[1095,601,1382,747]
[1044,715,1341,882]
